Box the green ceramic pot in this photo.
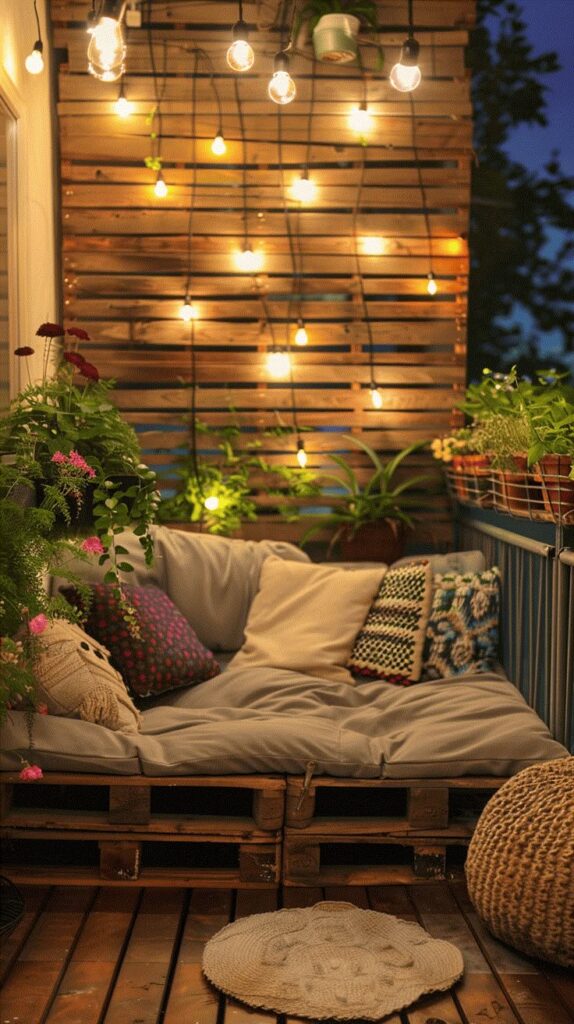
[312,13,360,63]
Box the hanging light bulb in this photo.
[204,494,220,512]
[114,82,132,118]
[179,295,199,321]
[426,271,438,296]
[25,40,44,75]
[296,438,308,468]
[87,3,126,82]
[389,36,421,92]
[266,349,291,379]
[369,383,383,409]
[349,102,373,136]
[268,52,296,106]
[235,246,263,273]
[154,172,168,198]
[295,319,308,346]
[211,130,227,156]
[226,12,254,72]
[291,170,317,203]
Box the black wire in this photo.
[146,2,167,166]
[32,0,42,42]
[350,79,377,391]
[185,52,199,296]
[408,92,434,279]
[277,105,300,437]
[408,0,414,35]
[234,76,249,248]
[238,0,244,22]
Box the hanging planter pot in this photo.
[312,13,360,63]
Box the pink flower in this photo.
[19,764,44,781]
[51,451,68,465]
[66,327,90,340]
[14,346,35,356]
[68,451,96,478]
[29,614,48,635]
[36,322,65,338]
[37,703,49,715]
[81,536,105,555]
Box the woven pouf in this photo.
[202,901,463,1020]
[465,757,574,967]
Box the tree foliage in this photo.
[467,0,574,380]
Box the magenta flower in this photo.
[19,763,44,782]
[51,451,68,465]
[81,536,105,555]
[29,613,48,635]
[63,351,86,368]
[66,327,90,340]
[68,451,96,478]
[14,346,35,356]
[36,322,65,338]
[37,703,49,715]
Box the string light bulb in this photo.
[295,319,309,346]
[266,349,291,379]
[227,19,254,71]
[291,170,317,203]
[204,494,220,512]
[369,383,383,409]
[349,102,372,136]
[426,271,438,296]
[87,4,126,82]
[362,236,386,257]
[179,295,199,321]
[268,51,296,106]
[235,246,263,272]
[114,82,132,118]
[211,130,227,156]
[296,438,308,468]
[25,40,44,75]
[389,37,421,92]
[154,172,168,198]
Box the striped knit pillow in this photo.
[347,562,433,685]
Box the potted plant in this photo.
[301,436,433,561]
[295,0,379,64]
[526,376,574,523]
[430,427,492,505]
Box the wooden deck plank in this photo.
[0,884,51,985]
[163,889,232,1024]
[224,890,280,1024]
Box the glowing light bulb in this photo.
[211,133,227,156]
[226,26,254,72]
[362,236,386,256]
[235,247,263,272]
[87,15,126,82]
[25,41,44,75]
[291,172,317,203]
[154,173,168,198]
[268,69,296,105]
[296,439,308,468]
[179,296,199,321]
[114,94,132,118]
[204,495,220,512]
[426,272,438,296]
[349,103,372,136]
[389,37,421,93]
[266,350,291,379]
[295,320,308,346]
[369,385,383,410]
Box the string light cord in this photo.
[184,52,199,298]
[146,2,168,170]
[234,75,250,251]
[32,0,42,41]
[277,104,302,439]
[408,92,435,285]
[350,85,378,396]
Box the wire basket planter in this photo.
[445,455,574,525]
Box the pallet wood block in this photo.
[99,841,142,881]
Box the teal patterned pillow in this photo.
[421,568,500,680]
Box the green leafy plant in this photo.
[301,436,432,548]
[296,0,380,33]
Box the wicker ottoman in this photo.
[465,757,574,967]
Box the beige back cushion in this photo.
[229,556,386,685]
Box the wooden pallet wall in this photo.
[49,0,474,546]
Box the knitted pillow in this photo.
[348,562,433,685]
[62,584,220,698]
[421,567,500,680]
[34,619,141,733]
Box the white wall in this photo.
[0,0,58,389]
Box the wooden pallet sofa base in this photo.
[0,773,284,888]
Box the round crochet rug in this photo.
[202,901,464,1020]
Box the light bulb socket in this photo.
[273,50,290,73]
[359,100,367,111]
[32,39,44,56]
[297,438,305,451]
[400,36,420,66]
[427,271,435,282]
[297,317,305,327]
[232,19,249,40]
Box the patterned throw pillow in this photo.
[62,584,220,698]
[421,568,500,680]
[348,562,433,685]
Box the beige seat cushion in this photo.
[229,557,385,685]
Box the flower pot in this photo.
[451,455,469,500]
[312,13,360,63]
[535,454,574,524]
[337,520,407,563]
[465,454,493,507]
[495,455,546,519]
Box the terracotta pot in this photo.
[451,454,469,500]
[337,520,407,563]
[535,454,574,523]
[497,455,546,519]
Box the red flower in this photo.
[36,322,65,338]
[14,346,35,356]
[63,351,86,368]
[80,360,100,382]
[67,327,90,341]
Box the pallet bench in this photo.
[0,773,285,888]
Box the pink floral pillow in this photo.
[62,584,220,698]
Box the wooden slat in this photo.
[163,889,231,1024]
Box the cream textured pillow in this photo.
[229,556,386,685]
[34,619,142,734]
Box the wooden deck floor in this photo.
[1,882,572,1024]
